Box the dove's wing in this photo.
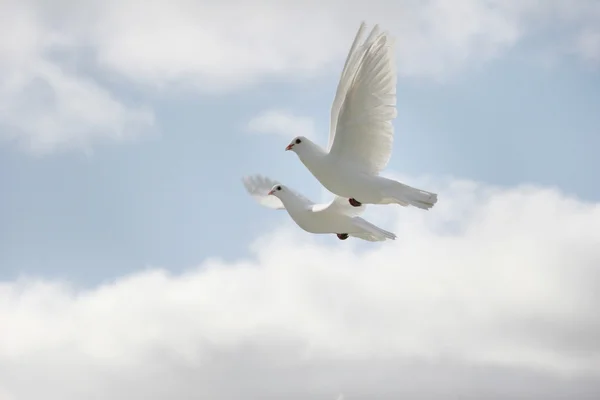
[328,21,369,145]
[242,174,315,210]
[311,196,366,217]
[242,175,284,209]
[327,23,397,175]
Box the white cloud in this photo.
[1,0,598,153]
[246,109,317,141]
[77,0,600,84]
[0,0,155,154]
[5,0,600,91]
[0,60,155,155]
[576,29,600,64]
[1,177,599,399]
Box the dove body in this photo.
[242,175,396,242]
[288,140,402,206]
[274,185,370,235]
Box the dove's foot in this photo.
[337,233,349,240]
[349,198,362,207]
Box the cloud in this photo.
[4,0,600,91]
[76,0,600,83]
[0,0,155,154]
[246,109,317,141]
[1,0,598,153]
[1,177,599,399]
[576,29,600,64]
[0,59,155,155]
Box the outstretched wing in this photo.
[241,174,315,210]
[311,195,366,217]
[242,175,284,209]
[327,22,397,175]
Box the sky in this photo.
[0,0,599,399]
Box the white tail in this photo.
[351,217,397,241]
[385,181,438,210]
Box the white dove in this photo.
[242,174,396,242]
[285,22,438,210]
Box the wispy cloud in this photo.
[2,0,599,92]
[79,0,600,84]
[577,29,600,64]
[1,0,598,154]
[247,109,318,141]
[0,0,154,155]
[0,60,154,155]
[1,178,599,399]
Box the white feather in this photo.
[242,174,313,210]
[241,175,285,210]
[328,22,397,175]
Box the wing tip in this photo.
[241,173,279,195]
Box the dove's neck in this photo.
[279,195,310,227]
[296,145,328,177]
[279,194,306,212]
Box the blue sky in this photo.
[1,40,598,284]
[1,2,600,399]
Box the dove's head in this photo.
[285,136,319,156]
[267,184,288,199]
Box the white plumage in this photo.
[285,22,438,211]
[242,174,396,242]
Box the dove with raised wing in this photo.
[285,22,438,210]
[242,174,396,242]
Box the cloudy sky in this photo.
[1,0,600,399]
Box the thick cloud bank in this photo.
[1,178,599,399]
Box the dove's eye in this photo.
[295,138,301,144]
[276,186,282,191]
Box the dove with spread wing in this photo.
[242,174,396,242]
[285,22,438,210]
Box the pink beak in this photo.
[268,189,275,196]
[285,143,294,151]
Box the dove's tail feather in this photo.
[384,181,438,210]
[351,217,396,241]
